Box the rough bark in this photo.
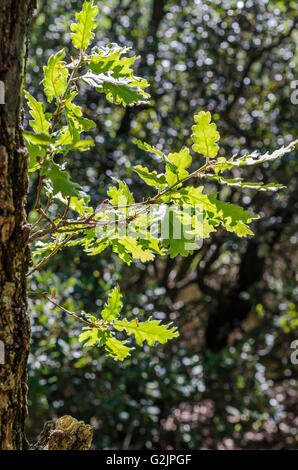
[0,0,36,450]
[33,416,93,450]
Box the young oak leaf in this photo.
[24,91,51,134]
[208,194,259,237]
[118,237,155,263]
[203,173,285,192]
[70,0,98,50]
[23,130,53,146]
[79,328,108,347]
[105,336,133,361]
[114,318,179,346]
[191,111,220,159]
[89,43,136,78]
[85,239,109,256]
[166,186,258,238]
[79,322,132,361]
[214,140,298,173]
[78,284,179,360]
[165,147,192,186]
[101,285,123,322]
[110,239,133,264]
[134,165,166,190]
[107,183,134,212]
[111,178,134,205]
[25,141,45,172]
[42,161,82,198]
[42,49,68,103]
[133,138,165,160]
[81,71,150,107]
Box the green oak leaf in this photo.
[191,111,220,159]
[165,186,258,238]
[111,178,134,205]
[101,285,123,322]
[203,173,285,191]
[215,140,298,173]
[165,147,192,186]
[42,161,82,198]
[79,328,108,347]
[81,71,150,107]
[118,237,155,263]
[65,92,82,116]
[23,130,53,146]
[89,43,136,78]
[42,49,68,103]
[110,239,133,264]
[105,336,133,361]
[134,165,166,190]
[25,141,45,172]
[24,91,51,134]
[114,318,179,346]
[70,0,98,50]
[133,138,164,159]
[208,194,259,237]
[107,180,134,208]
[85,239,109,256]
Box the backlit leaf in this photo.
[114,318,179,346]
[191,111,220,159]
[24,91,51,133]
[42,49,68,102]
[42,161,82,198]
[70,0,98,50]
[101,285,122,322]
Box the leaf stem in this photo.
[26,234,73,276]
[28,291,91,326]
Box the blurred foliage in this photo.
[25,0,297,449]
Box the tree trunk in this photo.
[0,0,36,450]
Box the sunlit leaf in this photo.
[134,165,166,189]
[215,140,298,172]
[114,318,179,346]
[81,71,150,107]
[23,131,53,146]
[24,91,51,133]
[89,43,136,78]
[101,285,122,322]
[25,141,45,172]
[133,138,164,159]
[42,49,68,102]
[70,0,98,50]
[204,173,285,191]
[42,161,82,198]
[105,336,133,361]
[165,147,192,186]
[191,111,220,159]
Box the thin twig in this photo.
[27,160,213,244]
[26,234,73,277]
[28,291,91,326]
[61,197,71,220]
[31,56,84,232]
